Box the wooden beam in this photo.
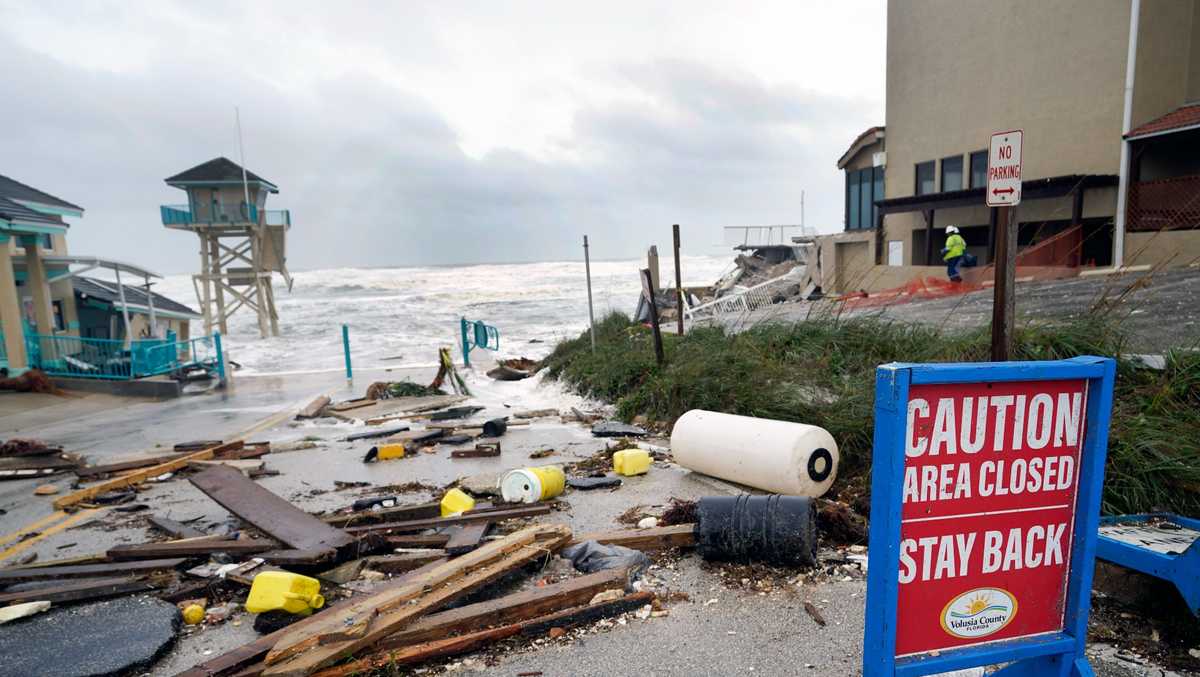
[53,446,222,509]
[106,539,277,561]
[147,515,206,539]
[384,534,451,549]
[444,522,490,556]
[370,567,630,650]
[361,552,446,575]
[295,395,331,420]
[569,523,697,551]
[0,576,153,606]
[190,465,354,552]
[74,454,183,478]
[322,501,440,527]
[342,505,551,536]
[262,524,572,676]
[312,592,654,677]
[0,558,187,584]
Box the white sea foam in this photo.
[155,255,730,375]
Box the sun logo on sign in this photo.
[964,593,992,616]
[941,588,1018,639]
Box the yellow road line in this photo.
[0,510,68,547]
[0,509,100,564]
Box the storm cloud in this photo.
[0,1,884,272]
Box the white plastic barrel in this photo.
[669,410,838,497]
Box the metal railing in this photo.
[25,334,218,380]
[161,204,292,228]
[724,225,816,248]
[683,269,804,330]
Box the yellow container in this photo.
[499,466,566,503]
[182,604,205,625]
[613,449,652,476]
[440,488,476,516]
[245,571,325,616]
[375,443,406,460]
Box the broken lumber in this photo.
[313,591,653,677]
[569,523,697,551]
[344,425,409,442]
[189,459,266,474]
[450,443,500,459]
[262,523,572,676]
[54,445,226,509]
[258,549,336,566]
[370,567,630,649]
[106,538,278,561]
[363,551,446,575]
[0,576,153,606]
[296,395,331,420]
[190,465,354,552]
[384,534,451,548]
[343,504,552,535]
[147,515,206,539]
[74,454,183,478]
[444,522,490,556]
[174,440,225,452]
[323,501,440,527]
[0,558,187,584]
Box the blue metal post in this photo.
[342,324,352,380]
[460,317,471,367]
[213,331,226,383]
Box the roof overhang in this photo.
[0,221,68,236]
[12,199,84,219]
[838,126,885,169]
[877,174,1118,215]
[166,179,279,193]
[37,255,162,282]
[1125,121,1200,142]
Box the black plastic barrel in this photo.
[696,494,817,567]
[482,418,508,437]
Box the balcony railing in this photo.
[1127,175,1200,232]
[161,204,291,228]
[724,225,816,248]
[25,334,218,380]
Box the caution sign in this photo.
[863,358,1116,676]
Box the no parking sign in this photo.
[863,357,1116,676]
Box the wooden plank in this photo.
[74,454,182,478]
[106,539,278,561]
[450,443,500,459]
[370,567,630,649]
[0,558,187,584]
[190,459,266,474]
[343,505,551,536]
[147,515,206,539]
[444,522,490,556]
[0,456,77,472]
[0,577,153,606]
[295,395,331,420]
[258,549,336,566]
[262,524,572,676]
[215,443,272,460]
[190,465,354,552]
[322,501,440,527]
[362,552,446,575]
[385,534,451,549]
[568,523,696,551]
[312,591,653,677]
[174,440,225,452]
[344,425,408,442]
[54,446,223,509]
[173,560,448,677]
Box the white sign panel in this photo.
[987,130,1023,207]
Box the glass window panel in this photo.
[848,170,861,228]
[941,156,963,192]
[970,150,988,188]
[916,161,935,195]
[873,168,885,225]
[860,169,873,228]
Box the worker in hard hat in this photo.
[941,225,967,282]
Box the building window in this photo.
[844,166,885,230]
[969,150,988,188]
[941,156,963,192]
[915,161,935,195]
[41,234,53,250]
[51,301,65,331]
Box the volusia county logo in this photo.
[940,588,1017,639]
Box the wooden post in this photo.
[640,268,665,366]
[990,205,1016,361]
[646,246,660,291]
[209,236,229,335]
[583,236,596,352]
[672,224,684,335]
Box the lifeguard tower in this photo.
[161,158,292,338]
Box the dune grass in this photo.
[543,312,1200,517]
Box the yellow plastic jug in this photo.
[499,466,566,503]
[246,571,325,616]
[613,449,652,476]
[375,443,406,460]
[440,488,476,516]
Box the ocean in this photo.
[154,255,732,375]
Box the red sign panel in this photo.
[896,379,1088,656]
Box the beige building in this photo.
[823,0,1200,294]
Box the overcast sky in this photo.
[1,1,885,273]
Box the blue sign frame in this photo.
[863,356,1116,677]
[1096,512,1200,617]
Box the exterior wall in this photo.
[1124,230,1200,267]
[843,138,883,172]
[1189,4,1200,100]
[1131,0,1196,129]
[885,0,1130,203]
